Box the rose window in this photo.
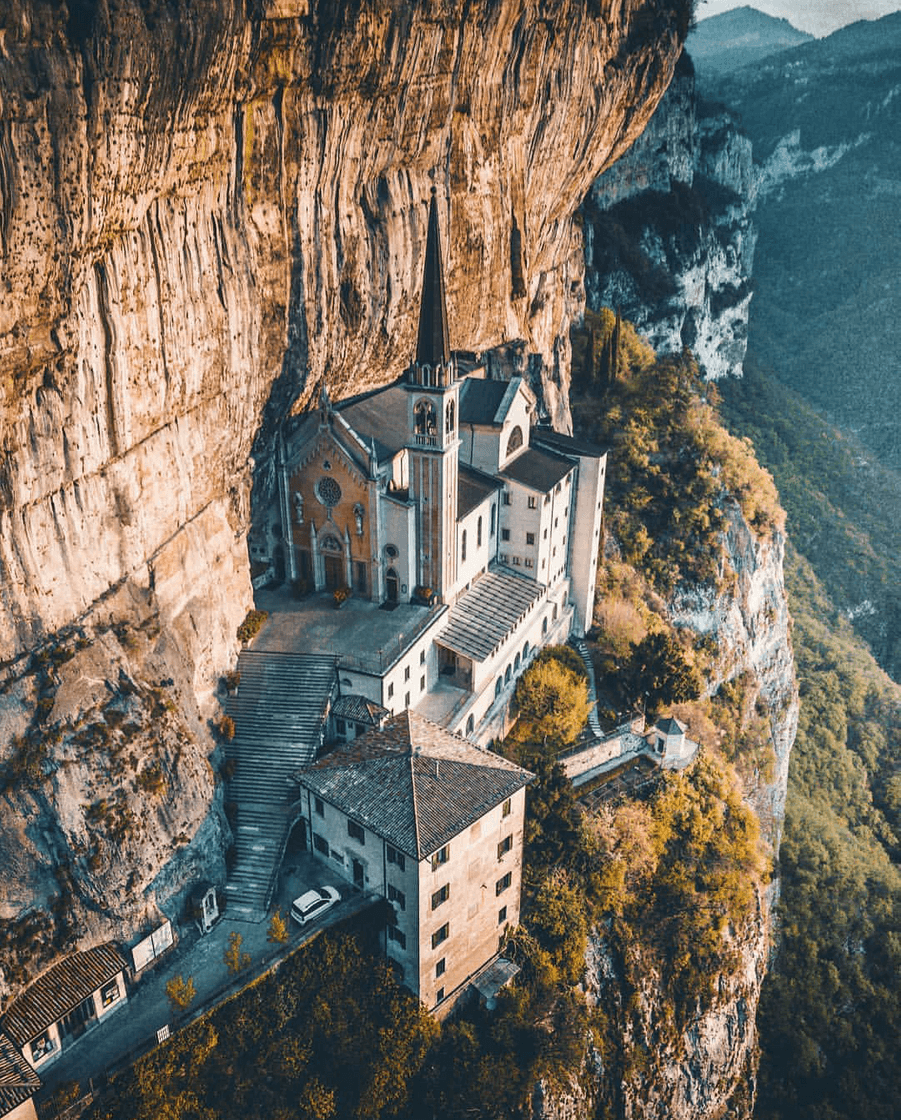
[317,477,342,507]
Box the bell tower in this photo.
[406,188,460,599]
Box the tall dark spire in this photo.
[415,188,451,369]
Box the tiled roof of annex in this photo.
[437,567,544,662]
[1,944,127,1048]
[499,446,573,493]
[0,1031,40,1114]
[332,693,390,726]
[298,711,532,860]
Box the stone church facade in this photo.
[272,191,607,743]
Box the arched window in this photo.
[461,530,467,562]
[504,665,512,684]
[552,603,558,621]
[542,617,548,636]
[321,535,342,553]
[415,399,437,435]
[514,653,521,672]
[490,504,496,536]
[506,426,524,456]
[522,640,530,661]
[495,677,503,698]
[477,517,482,547]
[445,399,455,434]
[466,714,474,735]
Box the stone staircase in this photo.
[223,651,337,922]
[569,636,604,739]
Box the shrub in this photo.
[224,930,251,975]
[166,975,196,1012]
[513,659,592,747]
[218,715,236,742]
[237,610,268,644]
[267,910,289,945]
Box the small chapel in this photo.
[269,189,608,744]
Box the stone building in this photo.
[295,711,532,1012]
[268,190,607,744]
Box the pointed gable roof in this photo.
[415,188,451,368]
[298,712,532,859]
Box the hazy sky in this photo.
[695,0,901,37]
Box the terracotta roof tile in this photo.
[0,1031,40,1112]
[1,944,127,1047]
[298,712,531,859]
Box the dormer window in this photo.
[506,426,523,456]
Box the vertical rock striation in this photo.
[582,51,757,379]
[0,0,687,988]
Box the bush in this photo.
[218,715,236,742]
[237,610,268,644]
[165,975,196,1012]
[513,659,592,747]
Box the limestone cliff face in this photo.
[582,53,756,380]
[0,0,687,993]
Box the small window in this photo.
[436,986,445,1002]
[101,979,121,1007]
[502,798,512,817]
[527,496,537,509]
[431,845,449,871]
[512,556,521,566]
[432,922,449,949]
[506,426,524,455]
[388,683,394,699]
[496,872,512,895]
[554,518,559,528]
[543,528,548,539]
[405,666,410,681]
[388,884,406,910]
[388,926,407,949]
[497,835,513,859]
[477,517,483,547]
[461,530,467,562]
[315,797,324,817]
[466,714,474,735]
[405,691,411,708]
[499,553,508,563]
[420,649,426,664]
[498,906,507,924]
[420,675,425,691]
[432,884,450,910]
[436,957,446,978]
[313,832,329,856]
[501,528,510,541]
[503,491,512,506]
[31,1032,54,1059]
[387,844,406,871]
[348,820,365,845]
[526,532,535,545]
[525,558,534,568]
[336,717,347,735]
[490,504,496,535]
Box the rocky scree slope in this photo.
[0,0,687,995]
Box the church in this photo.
[272,189,607,744]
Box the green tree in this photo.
[625,630,701,717]
[165,974,196,1012]
[513,659,592,746]
[224,930,251,975]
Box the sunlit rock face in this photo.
[0,0,685,991]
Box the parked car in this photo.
[290,885,340,926]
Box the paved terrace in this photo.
[254,587,444,674]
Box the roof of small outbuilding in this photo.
[332,694,390,725]
[1,944,127,1047]
[0,1031,40,1114]
[297,712,532,860]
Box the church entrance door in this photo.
[324,555,343,590]
[386,568,399,602]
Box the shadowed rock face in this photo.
[0,0,686,991]
[0,0,685,669]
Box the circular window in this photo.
[317,477,342,507]
[385,544,399,560]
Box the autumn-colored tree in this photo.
[165,974,196,1012]
[224,930,251,975]
[513,659,592,746]
[625,630,701,718]
[268,909,289,945]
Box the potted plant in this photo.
[333,586,352,609]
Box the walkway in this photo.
[34,857,372,1105]
[224,651,336,921]
[568,636,604,738]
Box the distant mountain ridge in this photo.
[687,5,812,74]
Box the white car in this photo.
[289,885,340,926]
